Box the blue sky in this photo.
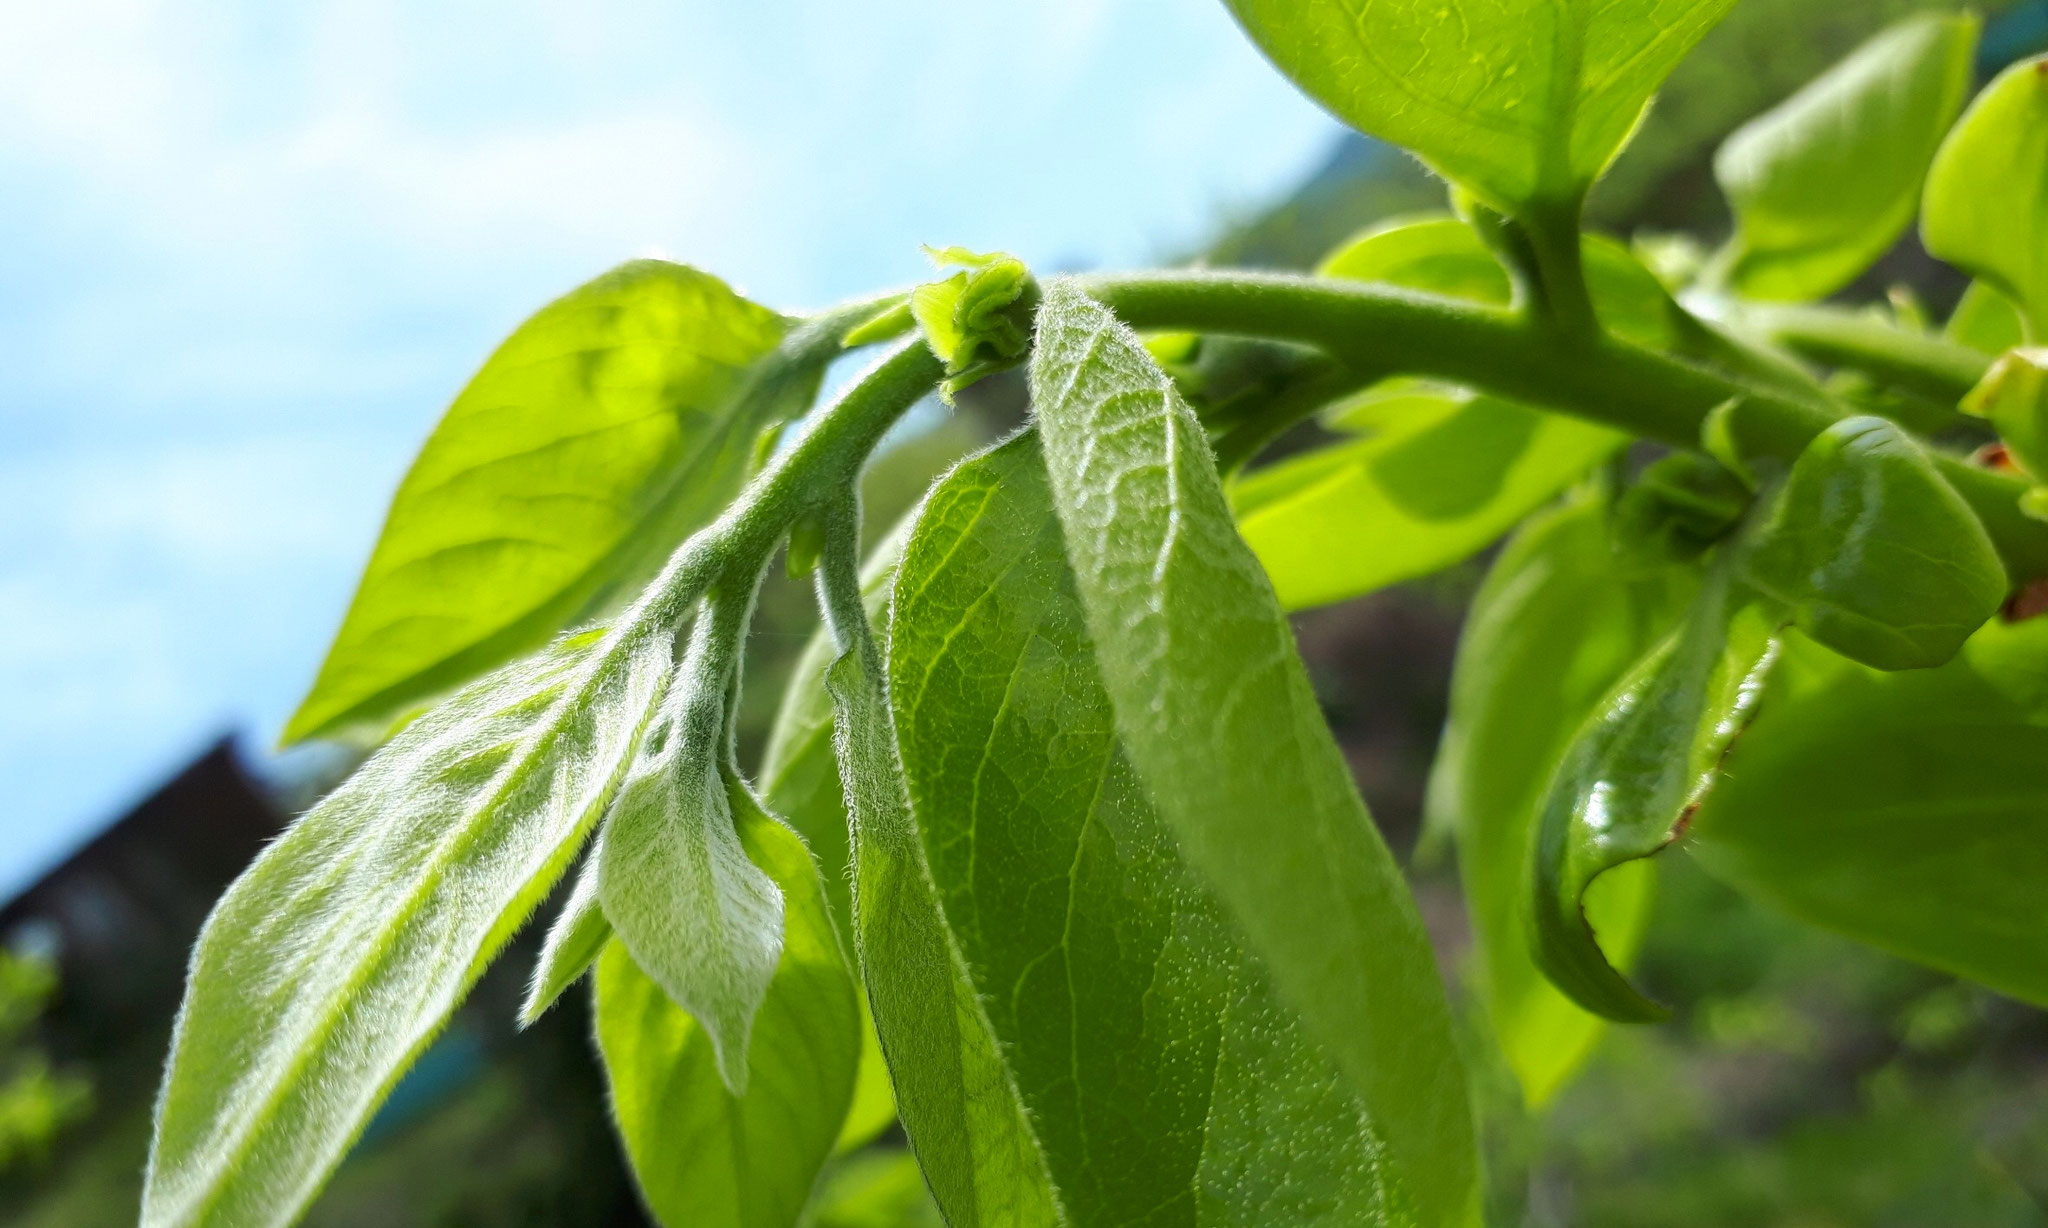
[0,0,1341,896]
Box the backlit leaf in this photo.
[1223,0,1738,212]
[1947,281,2027,356]
[1426,494,1685,1104]
[1691,617,2048,1008]
[1028,281,1479,1226]
[1716,14,1978,302]
[519,847,611,1024]
[594,784,860,1228]
[1923,55,2048,342]
[891,433,1411,1223]
[286,262,798,742]
[144,624,670,1228]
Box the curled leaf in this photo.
[519,848,611,1025]
[1529,561,1779,1022]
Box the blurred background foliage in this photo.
[6,0,2048,1223]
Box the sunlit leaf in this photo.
[1923,55,2048,342]
[594,785,860,1228]
[1947,281,2027,356]
[1716,14,1978,302]
[1223,0,1737,212]
[145,625,670,1228]
[1427,494,1686,1103]
[286,262,798,743]
[1028,281,1479,1227]
[825,633,1063,1227]
[1691,617,2048,1008]
[891,433,1413,1222]
[519,848,611,1024]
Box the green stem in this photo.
[1519,198,1599,341]
[1736,303,1991,404]
[1078,269,2048,582]
[629,339,943,629]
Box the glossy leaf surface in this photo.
[825,631,1062,1227]
[600,610,782,1093]
[892,433,1408,1223]
[1223,0,1737,211]
[1924,56,2048,341]
[1427,495,1681,1103]
[1742,416,2006,671]
[1716,14,1977,302]
[1529,564,1777,1022]
[594,788,860,1228]
[286,262,790,742]
[1691,618,2048,1008]
[1029,281,1478,1226]
[145,625,670,1228]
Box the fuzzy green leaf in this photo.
[286,262,796,743]
[600,605,783,1095]
[1223,0,1737,212]
[594,784,860,1228]
[891,432,1416,1223]
[1528,560,1778,1022]
[1426,494,1686,1104]
[1924,55,2048,342]
[1028,281,1479,1227]
[824,620,1063,1227]
[144,624,671,1228]
[1742,416,2007,671]
[1716,14,1978,302]
[519,848,611,1024]
[1691,617,2048,1008]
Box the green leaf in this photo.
[1528,560,1778,1022]
[1233,390,1621,610]
[1924,55,2048,343]
[1947,281,2027,357]
[594,785,860,1228]
[1715,14,1978,302]
[1028,282,1479,1226]
[890,433,1414,1222]
[519,848,611,1024]
[1963,347,2048,480]
[823,617,1063,1227]
[1742,416,2007,671]
[1690,616,2048,1009]
[144,623,671,1228]
[759,529,910,1156]
[1426,494,1685,1104]
[286,261,797,743]
[600,602,782,1094]
[805,1152,944,1228]
[1223,0,1737,212]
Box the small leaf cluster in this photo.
[141,5,2048,1227]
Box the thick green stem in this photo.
[1519,198,1599,341]
[1079,269,2048,582]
